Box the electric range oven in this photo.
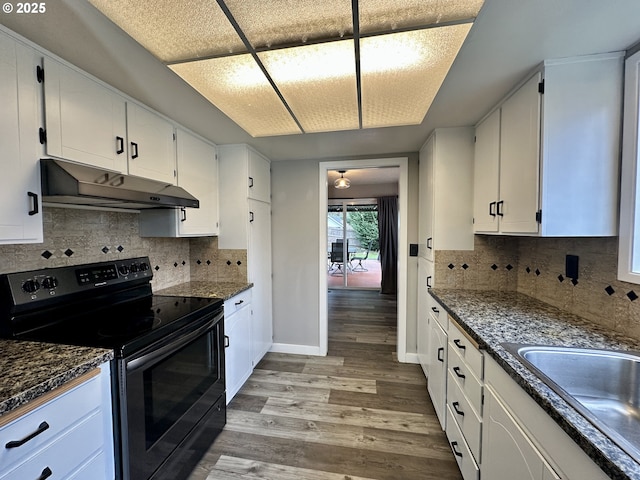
[0,257,226,480]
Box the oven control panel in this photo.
[1,257,152,307]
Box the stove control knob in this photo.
[41,276,58,290]
[118,265,130,275]
[130,263,140,273]
[22,279,40,294]
[139,262,149,271]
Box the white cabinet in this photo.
[224,289,253,404]
[139,128,219,237]
[474,53,623,236]
[427,299,447,430]
[0,30,43,244]
[418,127,474,260]
[0,366,114,480]
[219,144,272,366]
[43,57,177,184]
[417,257,431,376]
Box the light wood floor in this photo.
[187,289,462,480]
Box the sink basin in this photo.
[502,343,640,463]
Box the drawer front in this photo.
[448,320,483,380]
[67,452,107,480]
[447,370,482,461]
[448,345,483,415]
[427,296,447,330]
[446,406,480,480]
[224,289,252,317]
[0,412,104,480]
[0,375,102,472]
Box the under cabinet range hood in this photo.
[40,159,199,210]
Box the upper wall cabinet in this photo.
[42,57,177,184]
[474,53,623,237]
[139,128,219,237]
[247,148,271,203]
[0,30,43,244]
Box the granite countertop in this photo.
[430,288,640,480]
[0,340,113,416]
[155,281,252,300]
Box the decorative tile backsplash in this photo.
[435,235,640,342]
[0,208,245,291]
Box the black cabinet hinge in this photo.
[538,79,545,94]
[38,128,47,144]
[36,65,44,83]
[535,210,542,223]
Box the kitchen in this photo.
[2,0,640,479]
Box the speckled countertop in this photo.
[430,288,640,480]
[0,340,113,416]
[155,281,252,300]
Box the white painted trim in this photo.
[319,157,410,362]
[270,343,324,356]
[404,353,420,365]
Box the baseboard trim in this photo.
[403,352,420,364]
[270,343,324,356]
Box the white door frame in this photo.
[318,157,409,361]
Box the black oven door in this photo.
[121,308,225,480]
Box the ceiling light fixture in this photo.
[334,171,351,189]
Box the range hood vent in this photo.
[40,159,199,210]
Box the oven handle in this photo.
[126,309,223,373]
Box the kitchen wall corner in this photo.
[189,236,247,283]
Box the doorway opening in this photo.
[327,199,381,289]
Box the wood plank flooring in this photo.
[187,289,462,480]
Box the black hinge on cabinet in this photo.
[36,65,44,83]
[538,79,545,94]
[536,210,542,223]
[38,128,47,144]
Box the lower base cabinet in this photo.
[427,313,447,429]
[224,289,253,404]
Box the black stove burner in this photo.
[98,314,162,338]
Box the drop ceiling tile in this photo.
[360,24,472,129]
[170,55,302,137]
[88,0,246,62]
[225,0,353,49]
[258,40,359,133]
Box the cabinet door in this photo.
[225,304,253,404]
[248,199,273,365]
[0,34,43,244]
[420,136,435,260]
[247,149,271,202]
[473,109,501,233]
[427,319,447,430]
[417,258,430,376]
[499,73,541,234]
[43,57,127,172]
[176,128,219,236]
[127,103,176,184]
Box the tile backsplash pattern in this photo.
[0,208,246,291]
[190,237,248,283]
[435,235,640,342]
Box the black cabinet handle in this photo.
[452,401,465,417]
[36,467,52,480]
[496,200,504,216]
[453,366,466,379]
[224,335,230,348]
[248,176,254,188]
[249,211,254,223]
[437,347,444,363]
[489,201,497,217]
[116,136,124,154]
[427,237,433,250]
[453,339,466,351]
[431,306,439,314]
[131,142,139,159]
[235,299,244,306]
[6,421,49,448]
[451,441,463,458]
[28,192,39,216]
[180,208,187,222]
[426,276,432,288]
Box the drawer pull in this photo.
[235,299,244,306]
[5,421,49,448]
[437,347,444,363]
[451,441,463,458]
[452,401,465,416]
[36,467,52,480]
[224,335,230,348]
[453,339,466,351]
[453,366,466,379]
[431,306,439,314]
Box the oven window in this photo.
[143,331,219,448]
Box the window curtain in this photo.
[377,196,398,295]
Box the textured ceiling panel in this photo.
[170,55,302,137]
[259,41,359,133]
[359,0,483,34]
[88,0,245,62]
[225,0,353,49]
[360,24,472,129]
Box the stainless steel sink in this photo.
[502,343,640,463]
